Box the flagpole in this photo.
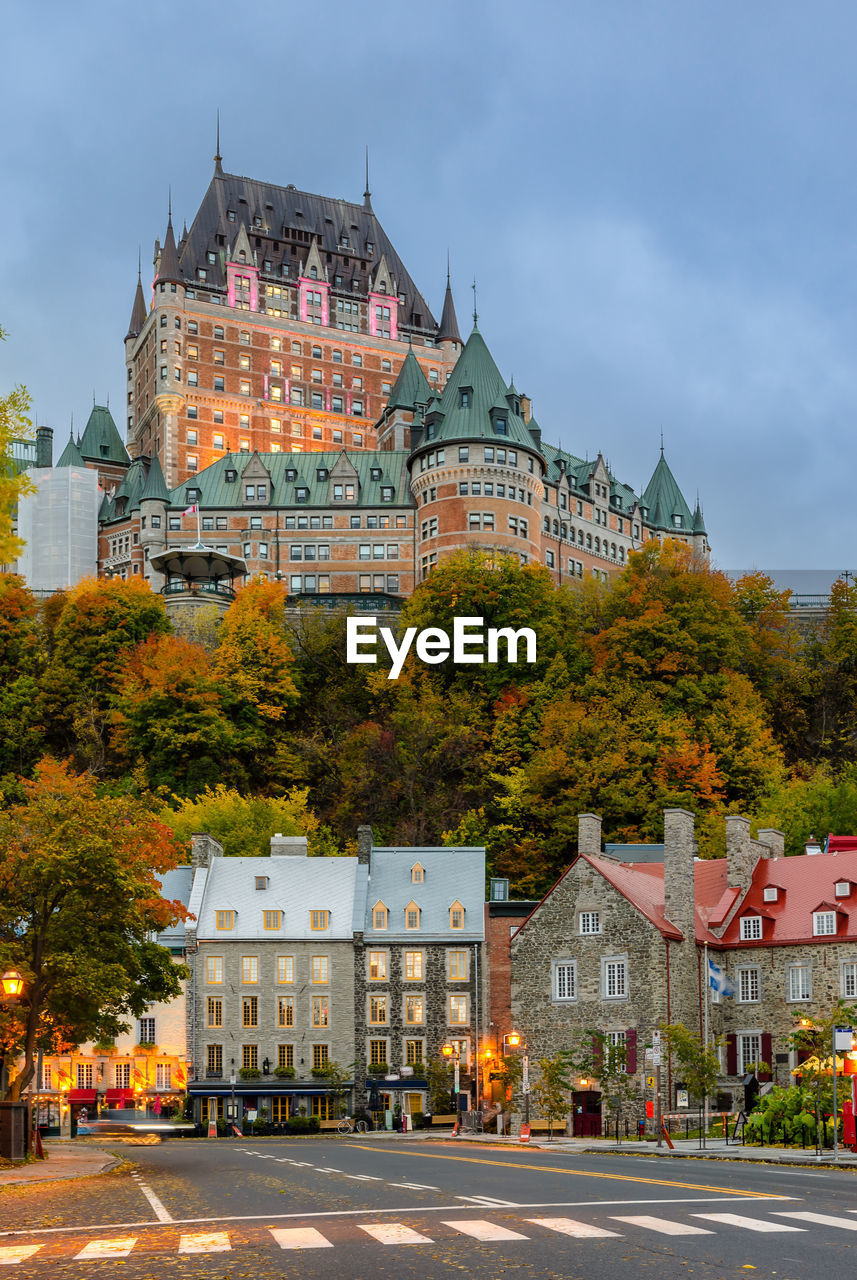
[703,944,710,1143]
[197,504,201,544]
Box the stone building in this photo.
[511,811,857,1129]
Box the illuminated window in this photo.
[411,863,424,883]
[406,1039,424,1066]
[449,995,468,1025]
[369,995,388,1025]
[405,995,424,1025]
[448,950,468,981]
[369,951,387,980]
[449,900,465,929]
[373,902,388,930]
[216,910,234,930]
[242,996,258,1027]
[310,910,329,931]
[277,956,294,984]
[206,956,223,984]
[206,997,222,1028]
[404,900,421,930]
[263,910,282,930]
[242,956,259,984]
[277,996,294,1028]
[312,996,329,1027]
[311,956,329,984]
[405,951,423,980]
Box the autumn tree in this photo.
[0,758,185,1099]
[0,324,35,565]
[530,1054,572,1139]
[0,575,47,785]
[159,783,340,857]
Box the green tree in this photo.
[659,1022,721,1109]
[0,575,47,785]
[530,1054,572,1140]
[159,784,340,858]
[0,758,186,1099]
[787,1001,857,1134]
[0,324,35,565]
[425,1053,455,1113]
[319,1060,352,1118]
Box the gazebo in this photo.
[148,542,247,613]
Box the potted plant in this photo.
[239,1066,261,1080]
[368,1062,389,1076]
[274,1065,296,1079]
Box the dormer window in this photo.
[449,900,465,929]
[813,910,837,936]
[459,388,471,408]
[739,915,763,940]
[411,863,424,884]
[310,910,330,931]
[405,901,421,930]
[255,876,269,891]
[263,910,282,930]
[285,467,297,482]
[225,469,237,483]
[763,887,778,903]
[310,266,318,280]
[216,910,234,931]
[373,901,388,930]
[836,881,851,898]
[316,468,329,482]
[371,467,382,481]
[493,416,508,436]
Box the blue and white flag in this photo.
[708,956,735,998]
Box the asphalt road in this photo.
[1,1136,856,1278]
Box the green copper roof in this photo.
[419,326,535,449]
[98,490,114,521]
[113,457,147,511]
[387,348,431,411]
[139,454,170,503]
[56,433,85,468]
[692,501,707,536]
[78,405,130,467]
[642,451,694,532]
[540,440,640,512]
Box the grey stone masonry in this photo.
[577,814,602,857]
[663,808,695,943]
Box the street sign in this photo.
[644,1048,654,1065]
[651,1050,662,1066]
[652,1030,661,1046]
[522,1057,530,1095]
[646,1074,656,1089]
[835,1026,854,1051]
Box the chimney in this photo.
[191,833,223,869]
[35,425,53,468]
[757,828,785,859]
[357,825,373,865]
[663,808,695,941]
[270,833,308,857]
[726,815,754,889]
[577,813,602,857]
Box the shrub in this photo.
[239,1067,261,1080]
[274,1066,296,1079]
[287,1116,320,1134]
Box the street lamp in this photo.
[507,1030,530,1126]
[442,1043,461,1128]
[0,971,26,1000]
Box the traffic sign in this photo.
[652,1050,662,1066]
[646,1074,656,1088]
[652,1030,661,1046]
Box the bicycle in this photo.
[337,1116,369,1135]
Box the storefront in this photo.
[187,1083,353,1126]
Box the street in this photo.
[1,1137,856,1278]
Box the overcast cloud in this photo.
[2,0,856,569]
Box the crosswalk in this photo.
[3,1209,857,1263]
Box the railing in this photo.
[789,594,831,609]
[161,580,236,600]
[286,593,403,612]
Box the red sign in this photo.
[645,1100,654,1118]
[519,1123,531,1143]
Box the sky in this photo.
[1,0,856,571]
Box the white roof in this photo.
[365,846,485,941]
[196,856,366,940]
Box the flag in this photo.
[708,956,735,998]
[182,503,198,516]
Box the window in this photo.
[738,1032,762,1075]
[215,909,235,931]
[206,956,223,984]
[448,950,468,981]
[405,951,423,981]
[737,966,760,1002]
[411,863,425,883]
[310,910,329,931]
[278,1044,294,1070]
[405,901,421,930]
[449,994,468,1025]
[114,1062,130,1088]
[206,1044,223,1077]
[277,956,294,985]
[263,910,282,930]
[312,1044,329,1070]
[312,995,329,1028]
[369,994,388,1025]
[405,994,424,1025]
[579,911,600,935]
[369,1039,387,1066]
[553,960,577,1001]
[842,962,857,998]
[242,956,259,984]
[602,957,628,999]
[740,916,763,941]
[312,956,329,984]
[449,901,465,929]
[406,1039,424,1066]
[242,1044,258,1071]
[814,910,837,936]
[763,886,778,902]
[277,996,294,1028]
[139,1017,156,1045]
[788,964,811,1001]
[206,996,222,1028]
[369,951,387,981]
[373,902,388,930]
[242,996,258,1028]
[836,881,851,898]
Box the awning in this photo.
[188,1083,338,1097]
[365,1079,427,1091]
[68,1089,97,1104]
[103,1089,133,1105]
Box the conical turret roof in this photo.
[156,213,182,286]
[692,500,707,536]
[126,269,148,339]
[419,325,536,450]
[56,432,85,468]
[387,347,431,411]
[642,450,694,532]
[79,405,130,467]
[139,454,171,504]
[437,276,461,343]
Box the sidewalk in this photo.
[0,1142,120,1188]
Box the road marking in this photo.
[347,1144,787,1198]
[74,1237,138,1260]
[359,1223,434,1245]
[270,1227,334,1249]
[131,1173,172,1223]
[526,1217,622,1239]
[776,1212,857,1230]
[0,1246,42,1265]
[457,1195,519,1207]
[393,1182,441,1191]
[345,1174,382,1181]
[612,1216,713,1236]
[692,1213,805,1233]
[178,1231,232,1254]
[445,1219,529,1241]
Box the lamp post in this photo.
[230,1058,236,1126]
[442,1044,461,1128]
[507,1030,529,1126]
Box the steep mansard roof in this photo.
[642,450,694,531]
[419,325,536,450]
[177,167,438,335]
[78,405,130,467]
[56,432,85,468]
[541,440,640,512]
[175,449,411,510]
[386,347,432,411]
[363,846,485,942]
[139,454,171,504]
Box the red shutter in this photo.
[625,1029,637,1074]
[726,1033,737,1076]
[759,1033,773,1081]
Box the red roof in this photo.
[718,848,857,945]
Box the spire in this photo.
[126,251,148,339]
[472,277,478,328]
[363,145,372,210]
[56,429,84,468]
[437,263,462,344]
[214,109,223,176]
[155,198,182,286]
